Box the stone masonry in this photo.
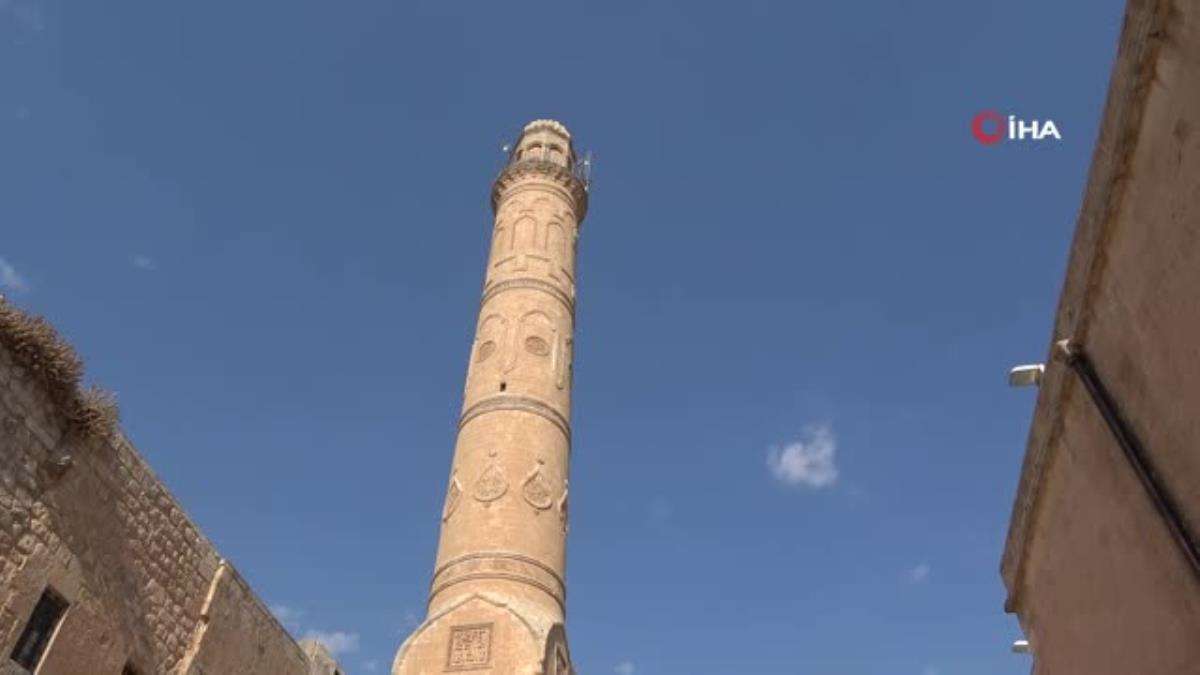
[0,306,341,674]
[392,119,587,675]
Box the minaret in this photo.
[393,120,588,675]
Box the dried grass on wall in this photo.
[0,296,119,442]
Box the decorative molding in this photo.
[459,395,571,443]
[491,162,588,222]
[430,551,566,613]
[481,277,574,316]
[432,551,566,592]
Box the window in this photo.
[122,661,142,675]
[9,587,69,670]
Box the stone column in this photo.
[394,120,587,675]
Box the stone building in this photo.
[391,119,587,675]
[0,301,345,675]
[1001,0,1200,672]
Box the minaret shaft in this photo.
[431,140,580,619]
[394,120,586,675]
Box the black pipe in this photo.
[1057,339,1200,580]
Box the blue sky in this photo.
[2,1,1127,673]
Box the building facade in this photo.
[392,119,587,675]
[1001,0,1200,672]
[0,301,343,674]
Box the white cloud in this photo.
[131,254,157,271]
[270,604,303,622]
[0,257,29,292]
[907,563,931,584]
[302,630,360,657]
[767,424,838,488]
[273,603,360,658]
[270,605,305,633]
[614,661,636,675]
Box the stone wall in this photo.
[0,328,338,674]
[1001,0,1200,672]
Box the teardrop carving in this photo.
[443,473,464,521]
[522,460,554,511]
[473,454,508,504]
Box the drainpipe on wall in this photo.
[1055,339,1200,581]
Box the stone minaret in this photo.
[393,120,588,675]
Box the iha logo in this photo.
[971,110,1062,145]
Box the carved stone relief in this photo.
[446,623,492,671]
[555,645,571,675]
[557,481,569,533]
[442,473,463,522]
[472,451,508,505]
[488,198,574,292]
[469,309,572,387]
[521,459,554,511]
[556,338,572,390]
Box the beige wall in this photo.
[1002,0,1200,672]
[0,338,337,674]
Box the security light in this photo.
[1012,639,1031,654]
[1008,364,1045,388]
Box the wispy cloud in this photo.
[130,254,157,271]
[614,661,636,675]
[302,630,360,656]
[270,604,305,633]
[907,562,931,584]
[273,604,360,659]
[0,257,29,293]
[767,424,838,488]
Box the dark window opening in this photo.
[499,381,507,392]
[122,662,141,675]
[10,587,69,670]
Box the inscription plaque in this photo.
[446,623,493,671]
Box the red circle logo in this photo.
[971,110,1005,145]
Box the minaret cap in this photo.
[522,119,571,139]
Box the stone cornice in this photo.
[458,394,571,443]
[481,278,575,316]
[429,551,567,614]
[491,160,589,222]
